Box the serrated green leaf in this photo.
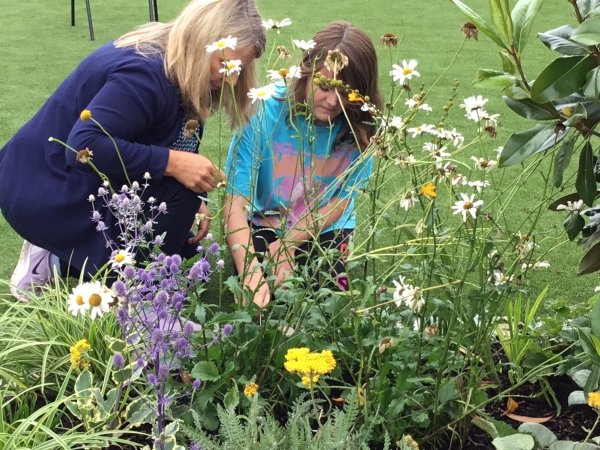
[450,0,508,48]
[579,241,600,274]
[503,97,557,120]
[531,56,595,103]
[223,387,240,412]
[538,25,591,56]
[474,69,517,88]
[499,124,558,166]
[191,361,220,382]
[576,141,596,206]
[584,67,600,99]
[572,15,600,45]
[511,0,543,53]
[553,138,576,187]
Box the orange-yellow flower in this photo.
[419,183,437,199]
[588,391,600,409]
[244,382,259,398]
[80,110,92,121]
[348,91,364,103]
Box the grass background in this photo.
[0,0,598,305]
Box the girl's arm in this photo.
[223,194,270,307]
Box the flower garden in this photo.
[5,0,600,449]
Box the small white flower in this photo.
[247,85,276,104]
[460,95,488,113]
[262,18,292,32]
[431,146,450,161]
[205,35,237,53]
[436,127,464,147]
[400,191,416,211]
[467,180,490,193]
[556,200,584,212]
[88,194,95,202]
[219,59,242,76]
[391,59,420,85]
[267,65,301,81]
[388,116,405,131]
[491,270,512,286]
[143,172,151,180]
[452,193,484,222]
[148,196,156,204]
[405,97,432,112]
[521,261,550,270]
[392,276,424,313]
[452,174,468,186]
[471,156,497,171]
[595,285,600,292]
[292,39,316,51]
[407,123,436,138]
[68,281,112,319]
[110,248,135,269]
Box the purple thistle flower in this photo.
[216,259,225,270]
[154,235,164,246]
[171,254,182,266]
[117,307,129,325]
[91,210,102,222]
[151,328,164,344]
[123,265,136,279]
[184,321,196,337]
[189,443,200,450]
[137,358,145,368]
[113,353,125,369]
[209,242,220,255]
[222,324,233,336]
[158,363,170,379]
[113,280,126,297]
[192,379,202,390]
[169,262,179,273]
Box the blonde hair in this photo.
[115,0,266,128]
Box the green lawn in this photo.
[1,0,597,304]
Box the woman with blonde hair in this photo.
[1,0,266,299]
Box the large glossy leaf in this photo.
[578,0,600,17]
[503,97,557,120]
[531,55,595,103]
[490,0,513,45]
[552,138,576,187]
[576,141,597,206]
[548,192,583,211]
[564,213,585,240]
[579,241,600,274]
[475,69,517,88]
[572,15,600,46]
[511,0,543,53]
[451,0,507,48]
[499,124,560,167]
[538,25,591,56]
[584,67,600,99]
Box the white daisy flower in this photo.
[452,193,484,222]
[205,35,237,53]
[219,59,242,76]
[68,283,91,316]
[388,116,405,131]
[471,156,497,171]
[247,85,276,104]
[391,59,420,85]
[266,65,302,82]
[556,200,584,212]
[262,18,292,32]
[405,97,432,112]
[110,248,135,269]
[292,39,316,51]
[407,123,436,138]
[467,180,490,193]
[436,127,464,147]
[431,147,451,161]
[460,95,488,113]
[452,174,468,186]
[491,270,512,286]
[392,276,424,312]
[422,142,439,152]
[400,191,416,211]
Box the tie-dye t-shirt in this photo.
[225,84,372,234]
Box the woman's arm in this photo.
[223,194,270,307]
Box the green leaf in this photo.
[511,0,543,53]
[124,397,154,426]
[438,379,458,406]
[207,311,252,325]
[584,67,600,99]
[578,0,600,18]
[112,367,132,385]
[576,141,596,206]
[499,124,558,166]
[549,441,600,450]
[106,337,127,353]
[474,69,517,88]
[472,416,499,438]
[492,433,535,450]
[572,15,600,45]
[592,300,600,337]
[75,370,92,396]
[490,0,513,45]
[503,97,557,120]
[531,56,595,103]
[223,387,240,412]
[499,51,516,74]
[553,138,576,187]
[538,25,591,56]
[564,213,585,241]
[564,103,588,127]
[191,361,220,382]
[584,365,600,394]
[450,0,508,48]
[517,423,557,448]
[579,241,600,274]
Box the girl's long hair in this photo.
[115,0,266,128]
[292,21,382,149]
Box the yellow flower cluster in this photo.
[244,382,259,398]
[284,347,336,387]
[70,339,91,370]
[80,109,92,121]
[588,391,600,409]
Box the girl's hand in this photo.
[165,151,224,193]
[188,202,211,244]
[243,268,271,308]
[268,240,294,286]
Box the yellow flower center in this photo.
[76,295,84,305]
[403,67,413,75]
[88,293,102,307]
[464,201,473,209]
[227,62,236,70]
[278,68,289,77]
[217,42,225,48]
[115,254,125,263]
[561,106,573,117]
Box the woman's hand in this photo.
[165,151,224,193]
[268,239,294,286]
[188,202,211,244]
[243,266,271,308]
